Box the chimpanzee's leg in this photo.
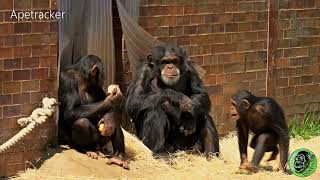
[249,134,258,149]
[199,115,220,157]
[250,133,279,161]
[251,133,279,167]
[71,118,100,158]
[267,146,279,161]
[108,124,130,169]
[278,129,289,172]
[111,124,125,156]
[140,109,169,153]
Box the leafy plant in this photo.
[289,109,320,140]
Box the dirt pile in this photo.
[14,134,320,179]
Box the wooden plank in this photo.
[266,0,278,97]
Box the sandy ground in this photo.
[12,133,320,180]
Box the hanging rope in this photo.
[0,97,59,153]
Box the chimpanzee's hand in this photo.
[160,100,182,124]
[105,84,122,105]
[98,113,116,137]
[161,100,171,109]
[179,96,193,112]
[179,113,196,136]
[86,151,105,159]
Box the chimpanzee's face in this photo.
[80,55,105,88]
[159,52,181,86]
[230,99,240,121]
[230,98,250,121]
[150,45,187,86]
[229,90,252,121]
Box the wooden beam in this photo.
[266,0,278,97]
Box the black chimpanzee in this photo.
[58,55,128,169]
[125,44,219,157]
[230,90,290,173]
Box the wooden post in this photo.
[266,0,278,97]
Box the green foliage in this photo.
[289,109,320,140]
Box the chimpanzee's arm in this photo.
[160,100,182,123]
[59,75,113,127]
[125,75,149,120]
[236,120,249,165]
[64,93,113,123]
[126,64,173,120]
[188,65,211,115]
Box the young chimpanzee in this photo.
[126,44,219,157]
[230,90,289,173]
[58,55,128,169]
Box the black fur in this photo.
[125,44,219,156]
[231,90,289,172]
[58,55,125,156]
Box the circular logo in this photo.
[288,148,317,177]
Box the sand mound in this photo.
[13,133,320,179]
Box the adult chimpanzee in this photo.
[58,55,128,169]
[230,90,289,173]
[125,44,219,157]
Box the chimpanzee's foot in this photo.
[239,162,258,173]
[86,151,105,159]
[106,155,130,170]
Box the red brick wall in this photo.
[121,0,320,135]
[136,0,268,134]
[0,0,318,176]
[0,0,58,176]
[274,0,320,118]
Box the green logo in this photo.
[288,148,317,177]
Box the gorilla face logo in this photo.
[294,154,307,173]
[289,148,317,177]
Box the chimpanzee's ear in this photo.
[147,53,155,68]
[182,48,187,57]
[91,65,98,77]
[231,99,236,106]
[181,48,190,69]
[147,53,152,62]
[241,99,250,110]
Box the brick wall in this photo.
[274,0,320,118]
[0,0,58,176]
[0,0,318,176]
[135,0,269,134]
[121,0,320,135]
